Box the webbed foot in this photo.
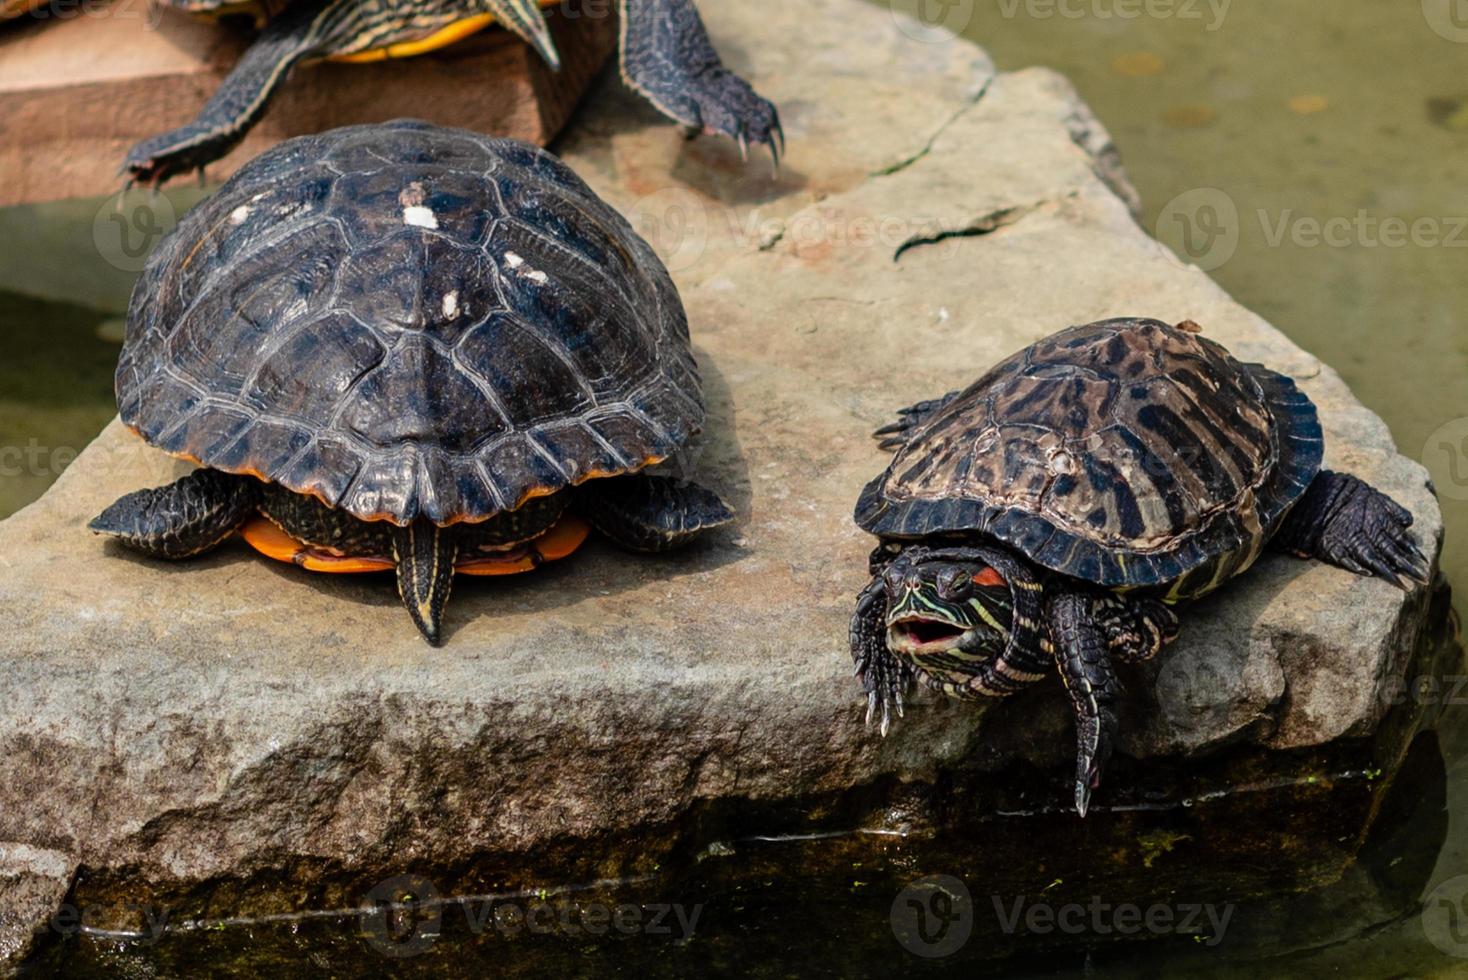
[619,0,783,167]
[90,469,259,559]
[873,390,962,451]
[851,575,910,735]
[1275,470,1430,587]
[579,474,733,553]
[1047,592,1122,817]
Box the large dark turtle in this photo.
[92,119,733,644]
[124,0,782,185]
[851,317,1429,815]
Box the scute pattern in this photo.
[856,318,1324,587]
[117,120,702,525]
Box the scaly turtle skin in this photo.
[92,120,733,644]
[851,317,1430,815]
[124,0,782,185]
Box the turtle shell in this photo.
[117,120,701,526]
[855,318,1324,588]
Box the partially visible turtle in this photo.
[851,317,1429,815]
[92,120,733,643]
[1,0,45,18]
[125,0,782,185]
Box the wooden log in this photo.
[0,3,618,207]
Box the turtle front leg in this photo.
[123,0,344,185]
[851,573,911,735]
[577,474,733,552]
[872,391,962,452]
[1046,592,1123,818]
[1272,470,1430,587]
[90,469,259,559]
[618,0,783,165]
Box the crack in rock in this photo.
[870,75,995,179]
[893,199,1051,262]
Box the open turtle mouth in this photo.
[887,615,973,654]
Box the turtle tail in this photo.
[390,520,459,646]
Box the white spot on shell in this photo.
[229,205,251,224]
[526,270,549,285]
[442,291,460,319]
[504,251,525,269]
[403,206,438,230]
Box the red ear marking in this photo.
[973,567,1007,588]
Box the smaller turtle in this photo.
[92,120,733,644]
[851,317,1430,815]
[124,0,782,185]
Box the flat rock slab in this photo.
[0,5,615,207]
[0,0,1445,950]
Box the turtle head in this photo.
[880,546,1014,670]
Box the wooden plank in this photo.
[0,4,618,207]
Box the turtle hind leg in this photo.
[123,0,343,185]
[390,521,459,646]
[90,469,259,559]
[618,0,783,166]
[1273,470,1431,587]
[873,390,962,451]
[1046,592,1123,818]
[579,474,733,553]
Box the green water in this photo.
[4,0,1468,975]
